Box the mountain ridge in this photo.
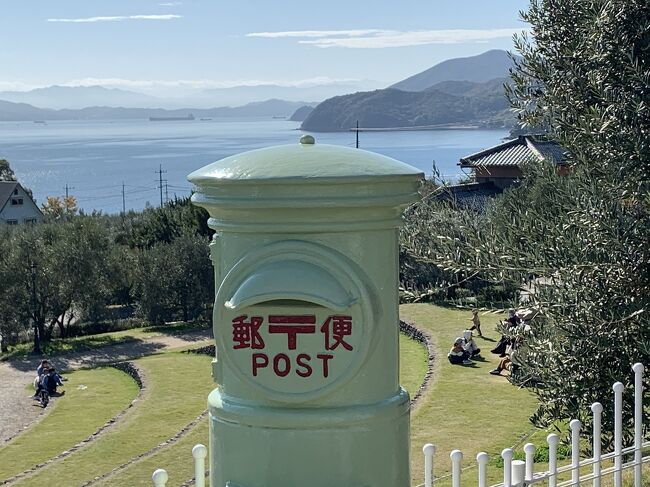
[0,98,315,121]
[390,50,514,92]
[301,51,515,132]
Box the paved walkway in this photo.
[0,329,213,444]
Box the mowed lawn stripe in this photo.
[95,334,429,487]
[16,353,213,487]
[0,367,139,481]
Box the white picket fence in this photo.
[422,363,647,487]
[152,363,647,487]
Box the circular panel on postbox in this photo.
[215,243,373,403]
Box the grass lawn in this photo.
[15,353,213,487]
[94,418,210,487]
[2,304,543,487]
[0,367,139,482]
[92,334,430,486]
[400,333,429,399]
[402,303,540,487]
[0,321,208,361]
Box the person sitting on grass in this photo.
[489,338,521,376]
[33,365,50,400]
[462,330,481,357]
[491,309,521,357]
[36,359,50,378]
[448,338,473,365]
[43,367,65,395]
[489,355,511,375]
[505,308,521,327]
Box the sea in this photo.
[0,118,509,214]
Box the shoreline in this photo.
[297,124,508,133]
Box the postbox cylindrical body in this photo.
[189,137,423,487]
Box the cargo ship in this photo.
[149,113,195,122]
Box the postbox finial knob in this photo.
[300,134,315,145]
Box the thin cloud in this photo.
[61,77,363,89]
[247,29,385,39]
[248,28,522,48]
[47,14,182,23]
[159,2,183,6]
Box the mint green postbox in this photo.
[188,136,423,487]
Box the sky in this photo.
[0,0,530,93]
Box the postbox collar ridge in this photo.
[209,386,410,427]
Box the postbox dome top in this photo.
[188,136,423,186]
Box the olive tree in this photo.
[404,0,650,446]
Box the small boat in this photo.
[33,120,47,124]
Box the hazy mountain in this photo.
[0,86,164,109]
[300,80,512,132]
[195,82,382,107]
[0,100,57,120]
[0,82,378,110]
[390,50,514,92]
[289,105,314,122]
[0,99,315,121]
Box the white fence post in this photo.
[524,443,535,482]
[423,443,435,487]
[570,419,581,487]
[590,402,603,487]
[613,381,624,487]
[512,460,525,487]
[152,468,168,487]
[502,448,514,487]
[192,444,208,487]
[477,452,489,487]
[632,363,644,487]
[547,433,559,487]
[450,449,463,487]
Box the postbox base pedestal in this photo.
[208,388,411,487]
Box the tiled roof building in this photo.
[459,135,567,190]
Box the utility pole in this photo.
[356,120,359,149]
[121,181,126,215]
[156,165,167,207]
[64,183,74,198]
[164,180,169,204]
[30,261,41,354]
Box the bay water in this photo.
[0,118,508,214]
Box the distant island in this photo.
[0,99,315,122]
[301,50,515,132]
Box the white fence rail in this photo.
[152,363,646,487]
[422,363,647,487]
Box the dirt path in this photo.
[0,329,213,444]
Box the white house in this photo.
[0,181,43,225]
